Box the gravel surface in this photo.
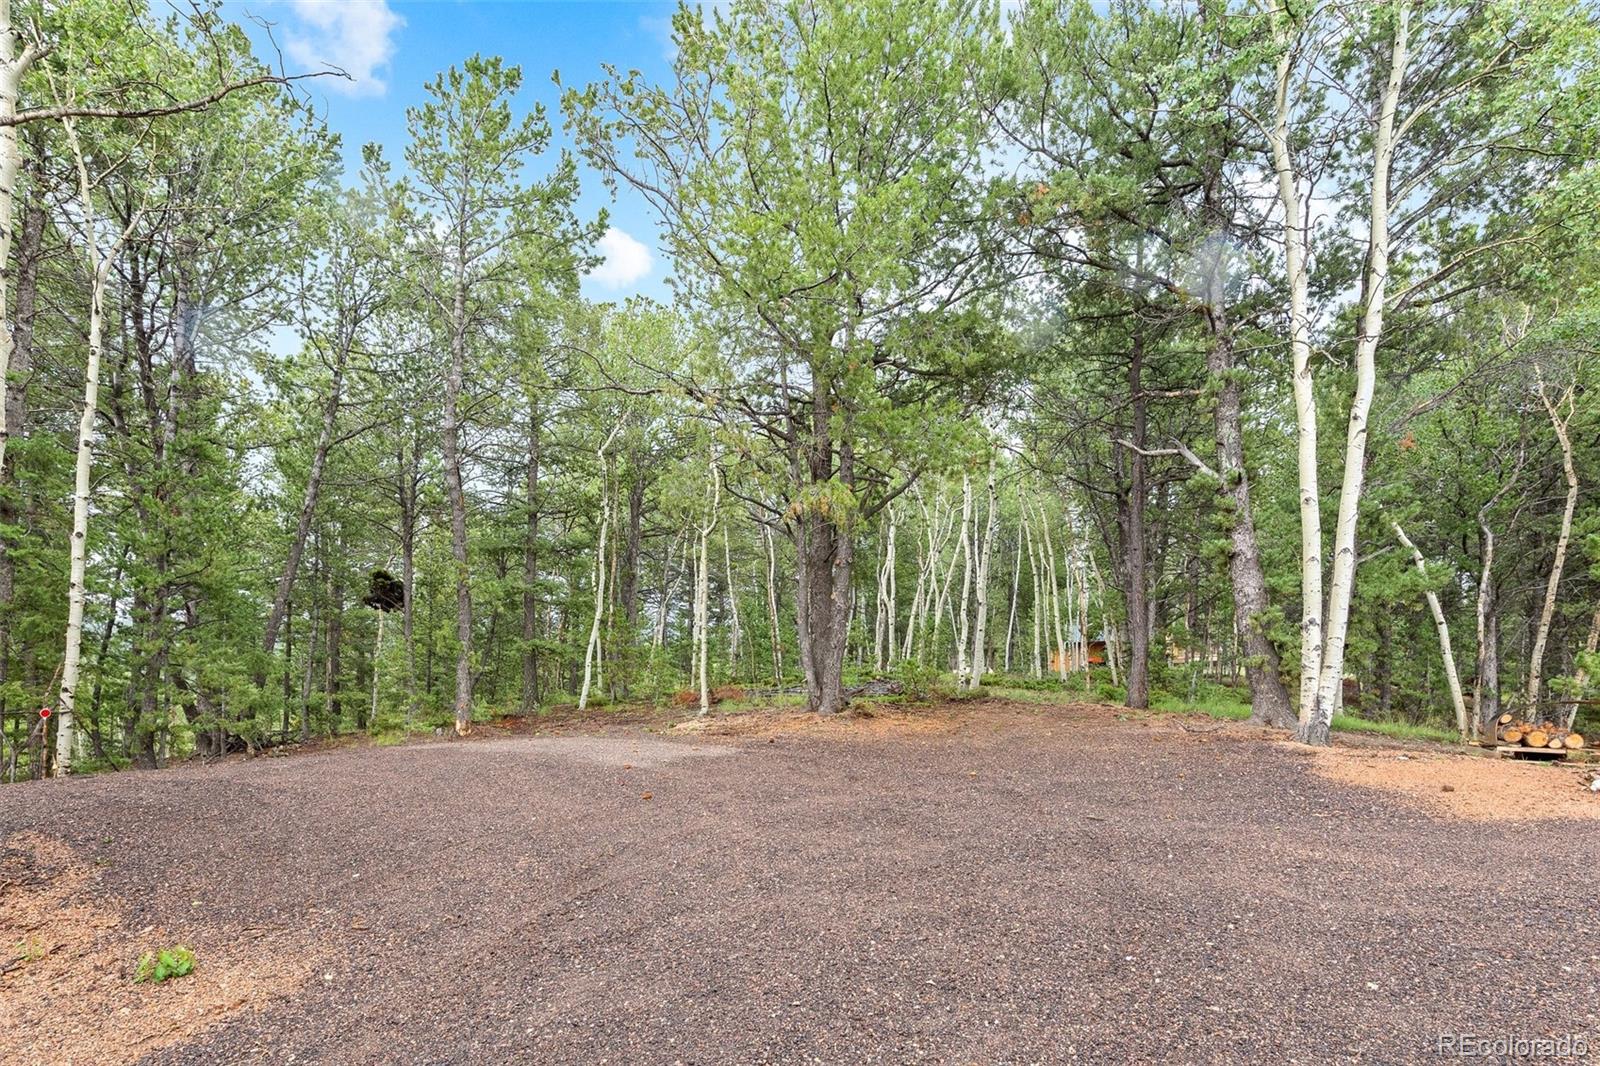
[3,701,1596,1065]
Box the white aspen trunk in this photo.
[0,0,40,476]
[955,474,973,682]
[695,459,722,716]
[1089,554,1119,688]
[763,524,782,684]
[1062,549,1076,670]
[1526,364,1577,708]
[884,509,896,668]
[1565,606,1600,730]
[654,532,685,653]
[873,522,889,671]
[1024,511,1042,678]
[1076,549,1092,684]
[1003,514,1021,674]
[902,489,939,661]
[1473,520,1496,732]
[1039,505,1069,681]
[688,535,701,685]
[968,468,996,688]
[929,491,962,663]
[1306,4,1408,744]
[578,423,625,711]
[577,494,610,711]
[1391,520,1468,738]
[723,525,740,672]
[54,118,138,776]
[1268,11,1325,728]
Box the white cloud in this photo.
[588,226,654,289]
[284,0,402,99]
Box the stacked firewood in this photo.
[1492,713,1585,750]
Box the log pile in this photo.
[1491,713,1585,751]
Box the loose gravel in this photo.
[3,701,1595,1065]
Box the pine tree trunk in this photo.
[521,400,542,713]
[0,143,42,714]
[1206,309,1294,727]
[441,270,474,735]
[261,341,347,669]
[324,559,343,735]
[399,438,419,724]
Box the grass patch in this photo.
[985,684,1085,706]
[1330,714,1460,744]
[1149,690,1463,744]
[718,692,806,714]
[135,946,195,984]
[1150,692,1252,721]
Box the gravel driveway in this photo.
[3,702,1595,1065]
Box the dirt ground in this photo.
[2,698,1596,1065]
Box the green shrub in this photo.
[894,659,941,702]
[135,945,195,984]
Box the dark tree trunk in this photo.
[792,378,854,717]
[520,401,541,713]
[260,341,347,669]
[1120,328,1151,710]
[1206,317,1296,727]
[1478,604,1501,731]
[0,162,43,706]
[794,508,853,715]
[282,601,294,735]
[441,277,474,734]
[399,435,420,718]
[324,555,343,735]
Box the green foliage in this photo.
[893,660,942,703]
[134,946,195,984]
[1329,716,1462,746]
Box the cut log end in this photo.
[1524,730,1550,749]
[1565,733,1585,750]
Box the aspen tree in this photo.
[52,113,143,774]
[579,422,626,711]
[1391,520,1468,738]
[1526,362,1580,707]
[968,467,997,689]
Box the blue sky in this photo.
[226,1,687,302]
